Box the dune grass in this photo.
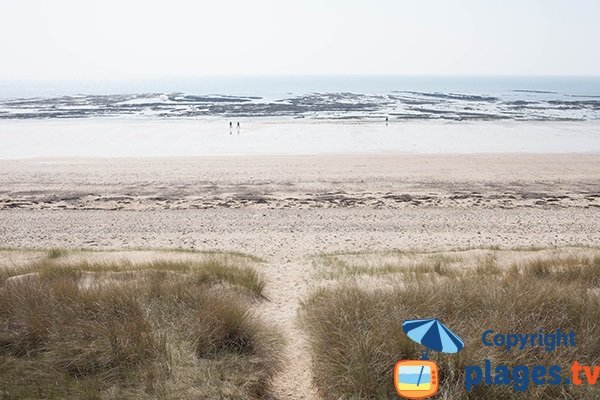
[0,257,266,298]
[46,248,68,259]
[315,252,461,279]
[0,257,282,399]
[300,254,600,399]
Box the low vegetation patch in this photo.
[46,248,68,259]
[0,256,282,399]
[315,251,461,279]
[301,254,600,399]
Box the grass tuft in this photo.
[47,248,68,259]
[0,257,281,399]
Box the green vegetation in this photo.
[0,257,282,399]
[301,254,600,399]
[47,248,68,259]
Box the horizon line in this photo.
[2,74,600,83]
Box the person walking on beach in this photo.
[385,116,389,126]
[229,121,233,135]
[236,121,240,134]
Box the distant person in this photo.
[236,121,240,134]
[385,116,389,126]
[229,121,233,135]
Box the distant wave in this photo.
[395,91,498,102]
[511,89,559,94]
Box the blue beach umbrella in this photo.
[402,318,464,354]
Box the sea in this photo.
[0,76,600,121]
[1,76,600,158]
[2,75,600,99]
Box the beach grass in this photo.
[314,251,464,279]
[0,257,282,399]
[0,257,266,298]
[0,247,265,263]
[300,253,600,399]
[312,246,600,280]
[46,248,68,259]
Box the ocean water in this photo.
[1,76,600,157]
[0,76,600,122]
[2,75,600,100]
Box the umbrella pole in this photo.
[416,365,425,387]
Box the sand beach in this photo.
[1,147,599,399]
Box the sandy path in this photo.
[258,258,319,400]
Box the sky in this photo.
[0,0,599,80]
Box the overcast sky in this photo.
[1,0,599,80]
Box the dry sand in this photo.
[1,154,599,399]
